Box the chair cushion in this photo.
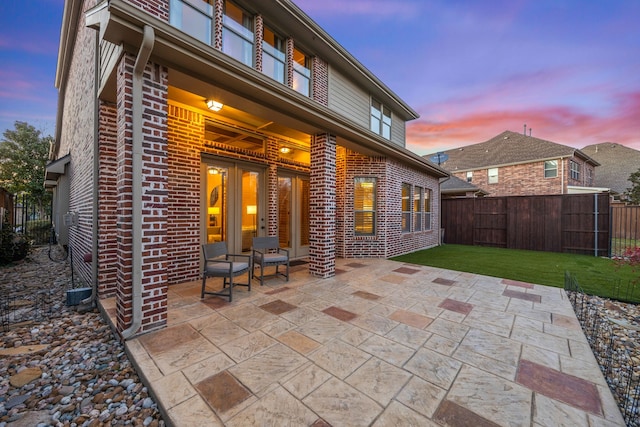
[255,253,288,264]
[205,261,249,274]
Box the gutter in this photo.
[122,24,154,340]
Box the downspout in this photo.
[82,30,101,306]
[122,25,154,340]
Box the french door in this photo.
[278,173,309,259]
[205,161,264,253]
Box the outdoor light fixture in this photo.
[206,99,223,112]
[279,146,291,154]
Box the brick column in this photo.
[115,53,169,335]
[309,133,336,277]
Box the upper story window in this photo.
[587,167,593,186]
[222,1,254,67]
[169,0,214,45]
[262,27,285,83]
[401,183,411,233]
[544,160,558,178]
[292,47,311,96]
[370,99,391,139]
[488,167,499,184]
[466,171,473,182]
[354,177,376,236]
[570,160,581,180]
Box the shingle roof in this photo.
[427,130,599,171]
[581,143,640,194]
[440,175,487,195]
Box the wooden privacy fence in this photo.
[610,204,640,257]
[441,193,610,256]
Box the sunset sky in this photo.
[1,0,639,155]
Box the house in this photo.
[440,175,487,199]
[427,130,600,197]
[46,0,448,337]
[581,143,640,201]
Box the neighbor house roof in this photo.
[581,143,640,195]
[440,175,488,196]
[429,130,599,172]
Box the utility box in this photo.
[66,287,92,306]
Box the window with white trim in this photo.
[354,177,376,236]
[424,189,432,230]
[292,47,311,96]
[587,167,593,186]
[544,160,558,178]
[401,183,411,233]
[414,186,423,231]
[488,168,499,184]
[570,160,581,180]
[222,0,254,67]
[169,0,214,45]
[262,26,285,83]
[466,171,473,182]
[370,99,391,139]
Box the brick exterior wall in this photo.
[123,0,169,22]
[312,57,329,106]
[452,157,595,197]
[97,102,119,296]
[58,0,99,291]
[166,105,203,285]
[337,148,441,258]
[115,53,169,334]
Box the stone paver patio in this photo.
[101,258,625,426]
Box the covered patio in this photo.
[101,259,625,426]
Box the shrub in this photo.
[0,213,31,265]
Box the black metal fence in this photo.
[10,193,52,246]
[0,289,62,332]
[565,272,639,425]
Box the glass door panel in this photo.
[278,177,291,248]
[278,173,309,258]
[241,171,259,252]
[206,165,228,243]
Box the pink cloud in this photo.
[408,91,640,154]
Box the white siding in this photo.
[99,40,122,93]
[328,67,369,129]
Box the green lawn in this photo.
[391,244,640,303]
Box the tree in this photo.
[0,121,52,209]
[625,168,640,205]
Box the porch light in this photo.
[208,167,218,175]
[279,146,291,154]
[206,100,223,112]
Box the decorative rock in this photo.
[1,248,165,427]
[9,367,42,387]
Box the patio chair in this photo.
[201,242,251,302]
[252,236,289,286]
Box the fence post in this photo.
[594,193,598,257]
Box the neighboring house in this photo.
[427,130,600,197]
[440,175,487,199]
[581,143,640,201]
[47,0,448,337]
